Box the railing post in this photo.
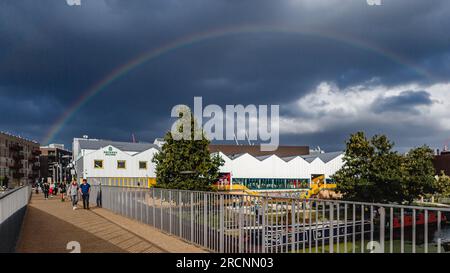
[179,191,182,238]
[152,188,155,227]
[329,202,334,253]
[291,200,295,252]
[169,190,172,234]
[438,210,442,253]
[203,193,208,249]
[220,194,224,252]
[379,207,385,253]
[424,210,428,253]
[262,199,266,253]
[238,196,243,253]
[160,190,163,231]
[190,192,194,242]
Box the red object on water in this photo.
[392,211,447,229]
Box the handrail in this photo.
[0,185,28,200]
[98,184,450,212]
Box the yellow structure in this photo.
[300,175,337,198]
[82,177,156,188]
[214,184,259,195]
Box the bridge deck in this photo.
[16,193,205,253]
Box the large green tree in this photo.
[435,171,450,198]
[334,132,436,203]
[401,146,436,203]
[152,110,224,191]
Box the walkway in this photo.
[16,193,206,253]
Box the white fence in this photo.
[89,183,450,253]
[0,186,31,224]
[0,185,32,252]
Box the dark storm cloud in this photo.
[371,90,434,114]
[1,0,450,150]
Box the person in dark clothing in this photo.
[60,182,67,202]
[43,182,50,199]
[79,179,91,209]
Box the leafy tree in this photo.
[334,132,436,204]
[333,132,374,201]
[401,146,436,203]
[152,109,224,191]
[368,134,404,203]
[435,171,450,198]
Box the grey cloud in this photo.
[0,0,449,150]
[371,90,433,114]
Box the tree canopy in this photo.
[435,171,450,198]
[334,131,436,203]
[152,110,224,191]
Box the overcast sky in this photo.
[1,0,449,152]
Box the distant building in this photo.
[434,150,450,176]
[72,136,344,193]
[72,137,160,181]
[215,149,344,191]
[40,144,73,183]
[0,132,40,188]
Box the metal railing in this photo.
[89,184,450,253]
[0,185,32,252]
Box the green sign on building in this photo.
[103,147,117,156]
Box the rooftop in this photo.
[77,139,160,153]
[209,144,310,158]
[0,131,39,144]
[221,150,344,163]
[299,151,344,163]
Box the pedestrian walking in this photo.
[34,180,39,194]
[43,181,50,199]
[49,182,54,196]
[69,180,79,210]
[60,182,67,202]
[79,179,91,210]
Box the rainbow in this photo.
[42,24,433,145]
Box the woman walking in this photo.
[69,180,79,210]
[49,182,54,197]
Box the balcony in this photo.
[12,154,25,161]
[28,157,38,163]
[32,150,41,156]
[9,144,23,151]
[11,162,24,169]
[13,172,24,179]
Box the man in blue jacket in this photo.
[79,179,91,210]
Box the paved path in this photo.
[16,193,205,253]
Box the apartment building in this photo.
[0,132,41,189]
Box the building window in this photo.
[139,161,147,170]
[94,160,103,169]
[117,160,126,169]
